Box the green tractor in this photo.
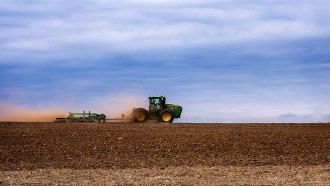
[132,96,183,123]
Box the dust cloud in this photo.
[91,94,147,119]
[0,101,66,122]
[0,94,148,121]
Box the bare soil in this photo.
[1,165,330,185]
[0,122,329,185]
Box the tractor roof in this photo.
[148,96,165,99]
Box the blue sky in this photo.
[0,0,330,122]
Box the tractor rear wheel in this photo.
[159,109,174,123]
[99,114,106,123]
[133,108,149,122]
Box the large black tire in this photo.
[158,109,174,123]
[98,114,106,123]
[133,108,149,122]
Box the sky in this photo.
[0,0,330,122]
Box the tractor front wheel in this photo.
[159,109,174,123]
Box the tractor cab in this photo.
[148,96,166,111]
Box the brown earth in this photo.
[1,165,330,185]
[0,122,329,171]
[0,122,329,185]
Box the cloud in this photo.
[279,112,299,118]
[1,0,330,63]
[321,114,330,122]
[276,113,326,123]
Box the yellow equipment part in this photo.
[136,111,146,121]
[161,112,172,122]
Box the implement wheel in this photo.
[133,108,149,122]
[159,109,174,123]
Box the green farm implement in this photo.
[55,111,106,123]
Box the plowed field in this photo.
[1,122,329,185]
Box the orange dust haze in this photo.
[92,94,147,119]
[0,101,66,122]
[0,94,148,121]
